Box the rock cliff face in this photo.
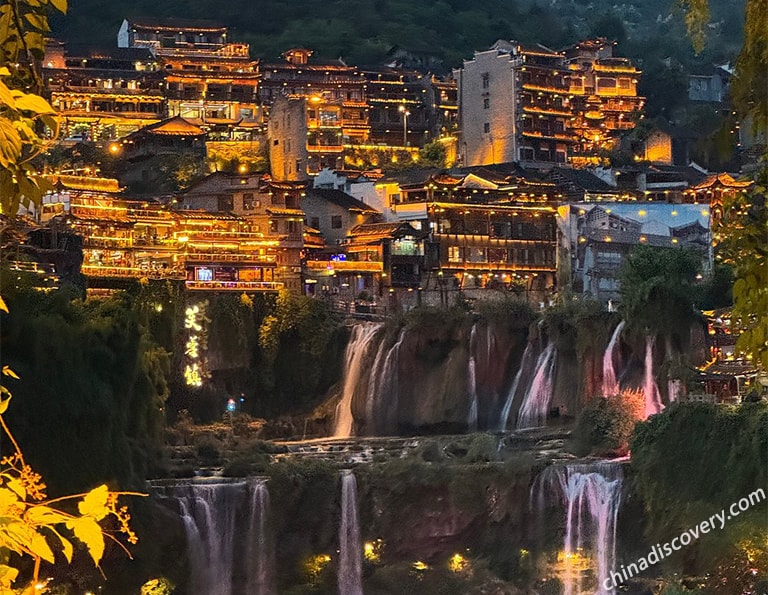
[315,309,707,438]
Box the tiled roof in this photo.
[139,116,206,137]
[306,189,380,214]
[127,17,226,32]
[691,173,753,190]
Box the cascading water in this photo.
[517,342,557,429]
[173,481,245,595]
[533,461,624,595]
[467,323,479,432]
[333,323,383,438]
[601,321,625,397]
[338,470,363,595]
[498,341,536,431]
[246,479,276,595]
[667,378,681,403]
[365,328,406,435]
[643,336,663,418]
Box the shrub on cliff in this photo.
[570,392,641,457]
[630,401,768,594]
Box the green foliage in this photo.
[715,166,767,368]
[630,401,768,540]
[0,286,169,494]
[630,401,768,593]
[0,0,67,92]
[676,0,711,53]
[693,263,734,310]
[474,296,536,331]
[0,0,68,215]
[730,0,768,133]
[418,140,447,168]
[619,245,701,342]
[462,433,500,463]
[257,291,343,415]
[570,395,639,456]
[543,298,610,354]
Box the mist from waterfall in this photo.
[338,470,363,595]
[333,323,383,438]
[601,321,625,397]
[517,342,557,429]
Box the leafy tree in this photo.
[630,401,768,593]
[714,167,768,367]
[418,140,447,168]
[678,0,766,132]
[619,245,702,347]
[0,296,138,594]
[0,0,66,215]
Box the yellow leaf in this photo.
[28,531,55,564]
[50,0,67,13]
[0,296,7,313]
[7,478,25,500]
[1,367,17,379]
[0,395,12,415]
[0,564,18,588]
[12,93,55,115]
[0,81,14,108]
[66,517,104,565]
[78,484,109,520]
[0,68,10,77]
[24,505,70,526]
[49,528,73,563]
[0,487,20,513]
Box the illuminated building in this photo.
[180,172,306,291]
[36,174,287,292]
[563,39,644,164]
[261,48,369,174]
[300,188,385,296]
[118,116,207,192]
[683,172,753,224]
[361,67,432,147]
[43,41,165,141]
[385,166,559,294]
[457,40,575,167]
[117,18,260,127]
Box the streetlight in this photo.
[398,105,410,147]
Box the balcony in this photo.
[305,260,383,273]
[81,265,185,280]
[185,280,284,292]
[184,252,276,265]
[307,144,343,153]
[433,233,555,246]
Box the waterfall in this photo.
[517,342,557,429]
[333,323,383,438]
[667,378,681,403]
[498,341,536,431]
[467,323,479,432]
[643,336,663,418]
[338,470,363,595]
[601,321,625,397]
[533,462,624,595]
[365,328,406,435]
[246,479,276,595]
[174,481,245,595]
